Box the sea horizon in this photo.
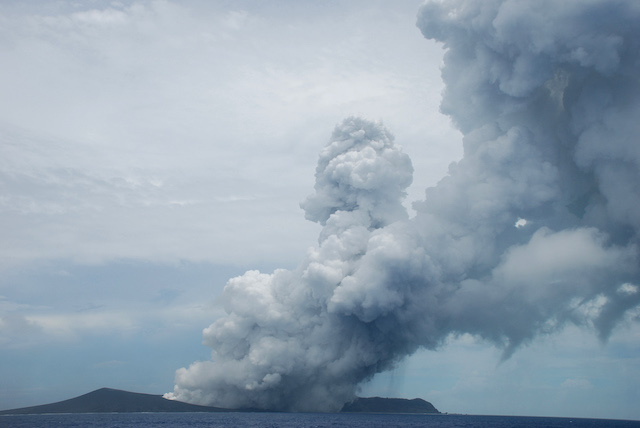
[2,411,640,428]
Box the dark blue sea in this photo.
[1,412,639,428]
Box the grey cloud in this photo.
[168,0,640,411]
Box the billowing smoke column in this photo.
[167,0,640,411]
[167,118,417,411]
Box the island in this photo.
[0,388,228,415]
[0,388,439,415]
[341,396,440,414]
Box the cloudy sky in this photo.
[1,0,639,421]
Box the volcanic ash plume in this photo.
[167,0,640,411]
[167,118,415,411]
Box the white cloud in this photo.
[0,0,453,269]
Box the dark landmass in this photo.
[341,396,440,414]
[0,388,440,415]
[0,388,229,415]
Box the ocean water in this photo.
[1,412,640,428]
